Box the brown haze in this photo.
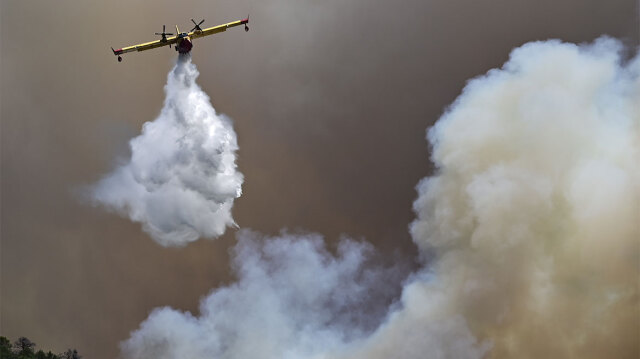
[1,0,638,358]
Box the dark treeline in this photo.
[0,337,81,359]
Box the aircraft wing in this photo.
[113,36,179,56]
[189,18,249,39]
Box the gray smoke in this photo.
[405,37,639,358]
[121,230,404,359]
[122,38,639,358]
[91,56,243,246]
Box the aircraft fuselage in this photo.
[111,17,249,62]
[175,34,193,54]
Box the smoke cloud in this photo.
[122,38,639,358]
[91,56,243,246]
[407,37,639,358]
[121,230,405,359]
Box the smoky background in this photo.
[1,1,638,358]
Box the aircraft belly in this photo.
[177,38,193,54]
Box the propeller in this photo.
[190,18,205,32]
[244,14,249,32]
[155,25,173,42]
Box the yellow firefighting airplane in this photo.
[111,17,249,62]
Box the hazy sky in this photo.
[1,0,638,358]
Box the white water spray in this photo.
[92,56,243,246]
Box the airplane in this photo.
[111,17,249,62]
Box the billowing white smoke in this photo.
[122,38,639,358]
[121,230,404,359]
[404,37,639,358]
[92,56,243,246]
